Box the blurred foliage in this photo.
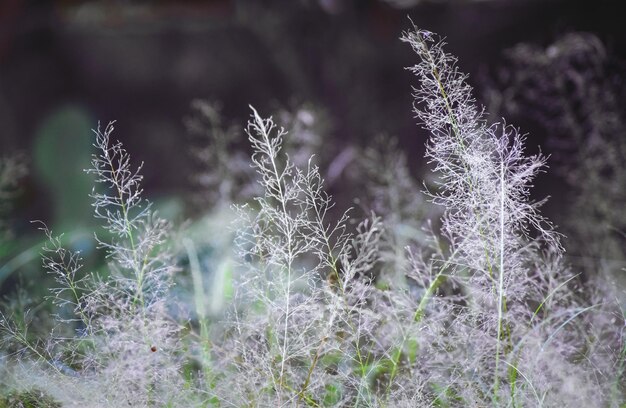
[0,389,61,408]
[33,106,94,231]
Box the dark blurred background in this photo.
[0,0,625,294]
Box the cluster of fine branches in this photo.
[396,26,621,406]
[1,123,191,406]
[0,25,624,407]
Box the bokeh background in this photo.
[1,0,625,297]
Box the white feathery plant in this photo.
[226,106,384,406]
[79,122,183,405]
[401,25,564,403]
[231,106,323,404]
[1,122,187,406]
[486,32,626,404]
[86,121,174,309]
[245,106,317,396]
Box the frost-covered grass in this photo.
[1,26,624,407]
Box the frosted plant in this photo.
[399,24,616,405]
[183,100,363,405]
[232,107,323,403]
[79,122,186,404]
[215,106,392,406]
[86,122,175,305]
[402,23,557,310]
[1,122,191,406]
[484,32,626,403]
